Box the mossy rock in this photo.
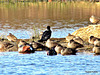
[72,24,100,42]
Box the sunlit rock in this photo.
[72,25,100,42]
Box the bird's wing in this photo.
[41,31,51,41]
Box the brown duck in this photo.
[7,33,17,42]
[88,36,100,45]
[61,47,77,55]
[94,39,100,47]
[55,44,63,54]
[93,45,100,54]
[73,36,84,44]
[89,15,100,24]
[66,33,75,42]
[67,39,84,49]
[45,39,58,49]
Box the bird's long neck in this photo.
[47,28,50,31]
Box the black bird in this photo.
[47,47,57,56]
[38,26,52,42]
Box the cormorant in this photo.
[38,26,52,42]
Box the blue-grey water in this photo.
[0,51,100,75]
[0,19,87,39]
[0,2,100,75]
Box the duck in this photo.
[73,36,84,44]
[18,40,35,53]
[45,39,58,49]
[0,41,14,52]
[7,33,17,42]
[55,44,63,54]
[93,45,100,54]
[66,33,75,42]
[47,47,57,56]
[88,36,98,45]
[89,15,100,24]
[18,40,27,48]
[38,26,52,42]
[94,39,100,47]
[61,47,77,55]
[0,38,5,42]
[0,43,5,51]
[30,41,48,50]
[67,39,84,49]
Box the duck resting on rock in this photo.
[67,39,84,49]
[47,47,57,56]
[45,39,58,49]
[55,44,63,54]
[93,45,100,54]
[18,40,35,54]
[89,36,100,45]
[89,15,100,24]
[61,47,77,55]
[7,33,17,42]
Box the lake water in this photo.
[0,2,100,39]
[0,2,100,75]
[0,51,100,75]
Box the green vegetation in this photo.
[0,1,98,8]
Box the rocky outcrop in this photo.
[72,25,100,42]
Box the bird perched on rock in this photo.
[73,36,84,44]
[31,41,44,49]
[61,47,77,55]
[89,15,100,24]
[67,39,84,49]
[18,40,27,48]
[94,39,100,47]
[7,33,17,42]
[30,41,49,50]
[88,36,98,45]
[47,47,57,56]
[45,39,58,49]
[55,44,63,54]
[0,41,14,52]
[93,45,100,54]
[66,33,75,42]
[38,26,52,42]
[18,40,35,53]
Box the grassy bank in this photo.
[0,1,99,8]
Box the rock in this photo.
[72,25,100,42]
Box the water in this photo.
[0,51,100,75]
[0,2,100,75]
[0,2,100,39]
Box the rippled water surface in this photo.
[0,51,100,75]
[0,2,100,75]
[0,2,100,38]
